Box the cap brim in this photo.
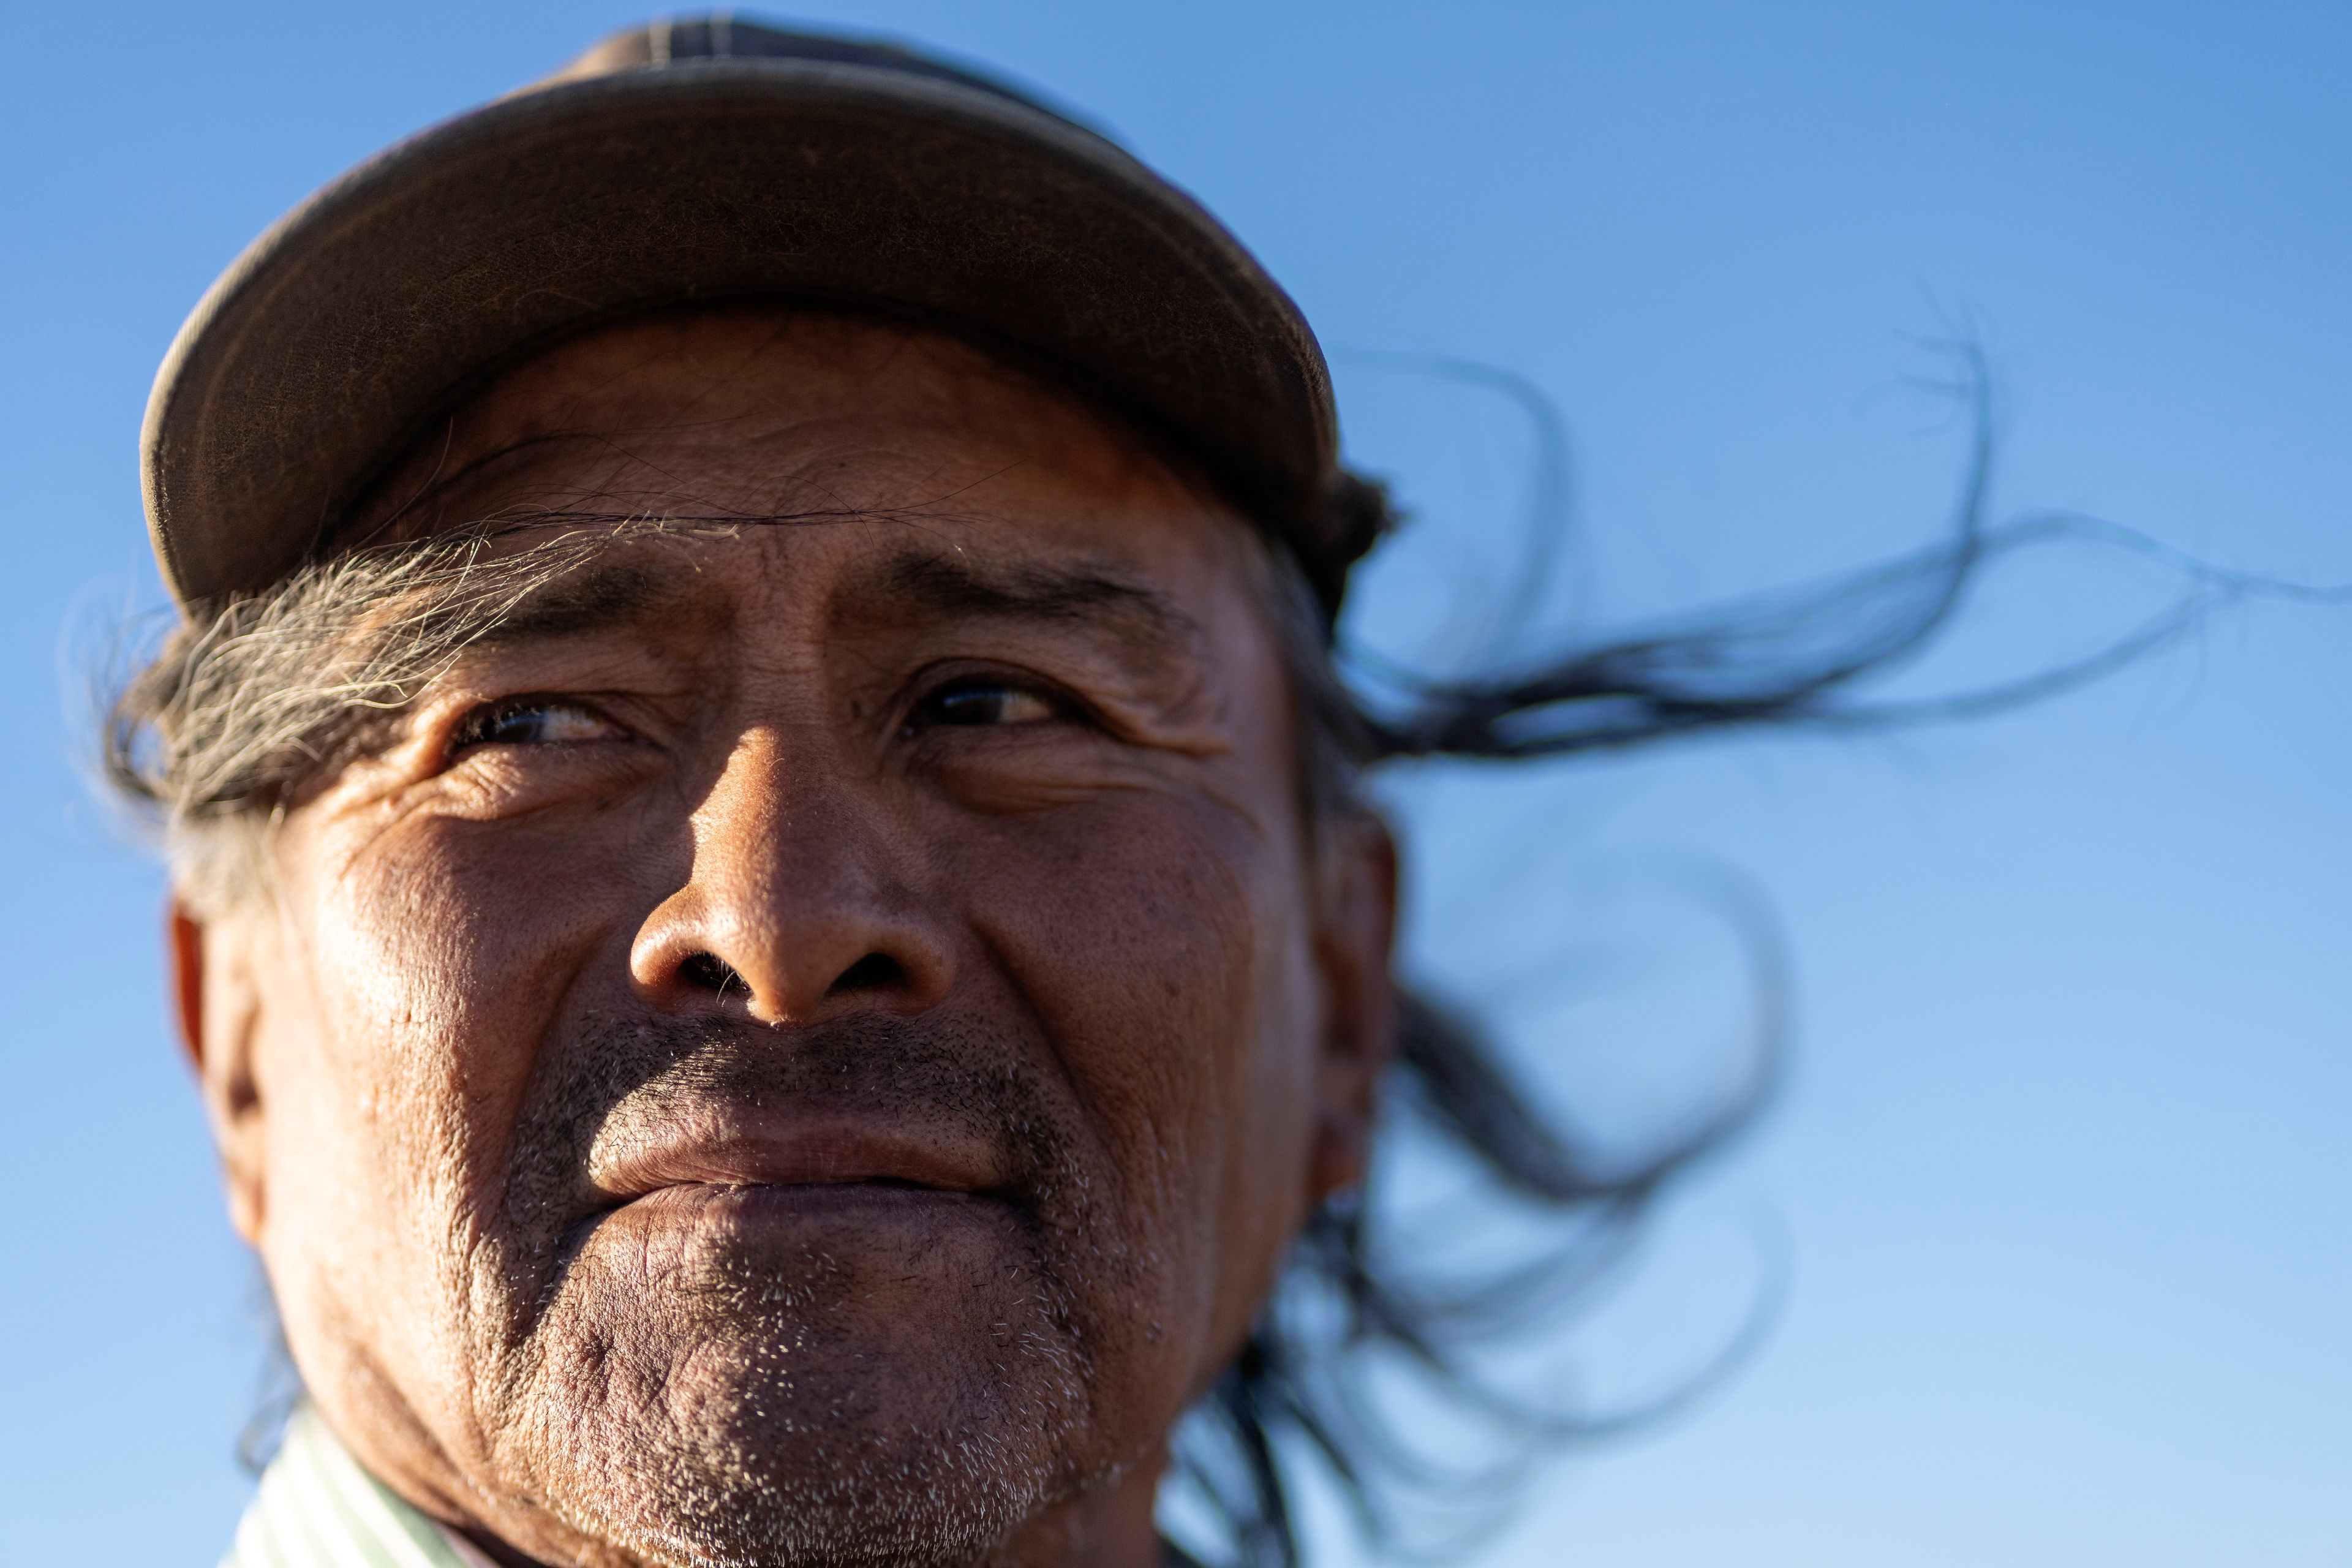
[142,58,1336,605]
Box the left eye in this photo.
[452,699,618,750]
[914,679,1064,729]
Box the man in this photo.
[124,17,1404,1568]
[120,15,2029,1568]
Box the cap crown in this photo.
[143,13,1341,608]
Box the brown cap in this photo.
[141,15,1353,609]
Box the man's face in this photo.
[180,310,1394,1568]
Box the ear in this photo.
[170,898,270,1244]
[1307,812,1400,1204]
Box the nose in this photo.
[629,728,955,1025]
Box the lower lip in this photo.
[616,1180,1007,1225]
[563,1182,1029,1297]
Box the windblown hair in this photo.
[1151,397,2205,1565]
[105,521,740,914]
[102,368,2207,1568]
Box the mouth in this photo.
[589,1117,1012,1212]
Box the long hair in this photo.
[1158,350,2276,1566]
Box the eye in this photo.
[451,698,622,752]
[911,676,1066,730]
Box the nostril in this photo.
[829,952,903,995]
[680,951,744,993]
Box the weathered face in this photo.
[178,309,1394,1568]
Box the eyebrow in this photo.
[852,547,1198,649]
[473,556,692,644]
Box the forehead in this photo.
[359,305,1254,579]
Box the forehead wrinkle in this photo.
[380,405,905,546]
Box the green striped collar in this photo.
[222,1409,490,1568]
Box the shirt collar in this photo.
[222,1407,487,1568]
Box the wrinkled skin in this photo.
[176,309,1396,1568]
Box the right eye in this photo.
[450,698,622,752]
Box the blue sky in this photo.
[1,3,2346,1564]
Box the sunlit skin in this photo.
[173,309,1396,1568]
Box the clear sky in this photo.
[2,3,2346,1565]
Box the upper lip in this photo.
[589,1109,1006,1205]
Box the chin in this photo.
[493,1188,1102,1568]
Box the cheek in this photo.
[281,807,660,1245]
[954,786,1321,1371]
